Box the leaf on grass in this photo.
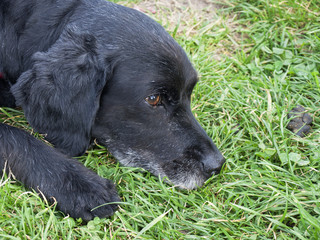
[285,50,293,59]
[279,153,288,165]
[261,45,272,54]
[256,149,276,160]
[274,60,283,71]
[311,151,320,161]
[272,47,284,55]
[279,153,310,166]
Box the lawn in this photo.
[1,0,319,239]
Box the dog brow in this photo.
[185,71,198,94]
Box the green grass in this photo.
[1,0,320,239]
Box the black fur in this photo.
[0,123,119,221]
[0,0,225,220]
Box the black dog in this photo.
[0,0,225,221]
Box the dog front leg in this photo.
[0,123,119,221]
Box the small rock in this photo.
[287,105,312,137]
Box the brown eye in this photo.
[145,94,161,106]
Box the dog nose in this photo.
[201,154,225,176]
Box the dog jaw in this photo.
[100,138,218,190]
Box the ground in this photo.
[128,0,243,61]
[1,0,319,239]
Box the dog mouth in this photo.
[162,170,208,190]
[158,156,221,190]
[103,142,223,190]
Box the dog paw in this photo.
[43,164,120,221]
[61,178,119,221]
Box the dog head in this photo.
[91,7,225,189]
[12,4,224,189]
[93,46,225,189]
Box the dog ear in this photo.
[11,28,111,156]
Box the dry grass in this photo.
[120,0,248,61]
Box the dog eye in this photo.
[145,94,161,106]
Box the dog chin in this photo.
[162,168,208,190]
[164,175,207,190]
